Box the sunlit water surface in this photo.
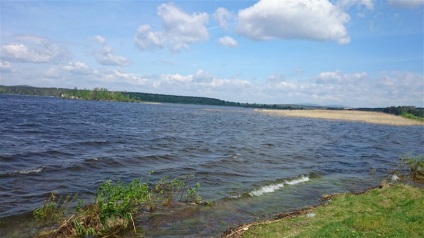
[0,95,423,237]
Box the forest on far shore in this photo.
[0,85,301,110]
[1,85,423,120]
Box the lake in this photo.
[0,94,423,237]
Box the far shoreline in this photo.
[256,109,424,126]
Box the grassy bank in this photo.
[225,184,423,237]
[257,109,424,126]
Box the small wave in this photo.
[249,175,310,197]
[249,182,285,196]
[284,175,310,185]
[0,166,45,177]
[17,166,44,175]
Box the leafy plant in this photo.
[95,179,149,223]
[184,182,201,204]
[401,154,424,182]
[33,174,205,238]
[33,193,78,225]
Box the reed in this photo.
[257,109,424,126]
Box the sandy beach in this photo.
[256,109,424,126]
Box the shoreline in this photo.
[256,109,424,126]
[219,185,381,238]
[220,184,424,237]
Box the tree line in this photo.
[0,85,304,110]
[356,106,424,120]
[4,85,420,118]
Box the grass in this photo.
[401,112,424,123]
[33,174,204,238]
[232,184,423,238]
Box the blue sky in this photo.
[0,0,423,107]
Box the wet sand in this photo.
[256,109,424,126]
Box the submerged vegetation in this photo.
[33,174,205,238]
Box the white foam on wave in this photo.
[285,175,310,185]
[16,166,44,175]
[249,182,285,197]
[249,175,310,197]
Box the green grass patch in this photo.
[241,184,424,238]
[401,112,424,122]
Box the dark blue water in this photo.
[0,95,423,237]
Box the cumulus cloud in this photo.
[217,36,238,47]
[0,36,68,63]
[387,0,424,8]
[316,71,368,84]
[93,35,129,66]
[214,7,233,29]
[0,61,12,72]
[62,61,90,74]
[260,70,424,107]
[193,70,213,83]
[135,3,209,51]
[237,0,351,44]
[95,69,149,85]
[157,70,251,91]
[44,61,91,79]
[94,46,130,66]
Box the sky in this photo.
[0,0,423,107]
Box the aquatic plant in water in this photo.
[33,174,204,237]
[401,154,424,182]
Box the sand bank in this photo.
[256,109,424,126]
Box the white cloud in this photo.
[193,69,213,83]
[135,3,209,51]
[95,69,149,85]
[0,42,68,63]
[92,35,129,66]
[387,0,424,8]
[316,71,368,84]
[377,71,424,106]
[44,67,63,79]
[93,35,106,44]
[0,35,68,63]
[95,45,130,66]
[62,61,90,74]
[44,61,91,79]
[217,36,238,48]
[336,0,374,10]
[214,7,233,29]
[0,61,12,72]
[237,0,351,44]
[260,70,423,107]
